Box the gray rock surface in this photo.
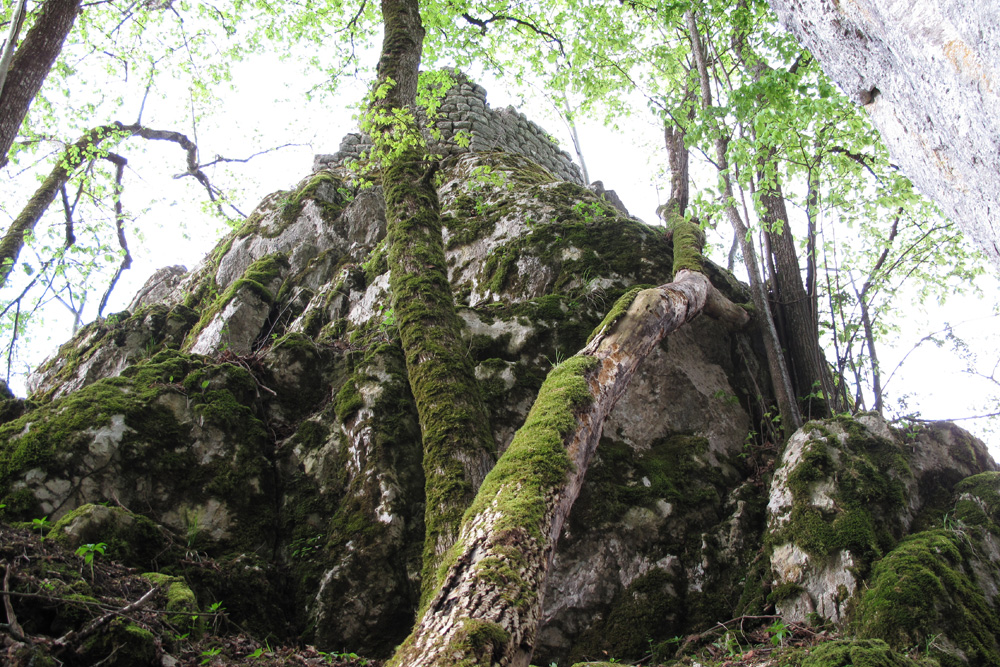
[768,0,1000,268]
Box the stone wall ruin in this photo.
[314,72,586,185]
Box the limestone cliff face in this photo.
[768,0,1000,268]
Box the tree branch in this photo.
[0,120,247,290]
[459,12,564,54]
[2,562,24,640]
[53,585,158,652]
[0,0,28,98]
[98,152,132,317]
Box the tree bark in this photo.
[664,123,688,215]
[0,0,84,167]
[371,0,496,605]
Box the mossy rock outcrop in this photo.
[2,132,998,667]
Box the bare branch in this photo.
[459,12,564,54]
[2,562,24,640]
[53,585,158,652]
[0,119,251,289]
[98,152,132,317]
[196,142,306,169]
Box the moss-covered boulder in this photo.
[1,351,275,556]
[852,530,1000,666]
[766,414,996,626]
[48,503,166,570]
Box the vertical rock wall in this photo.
[768,0,1000,268]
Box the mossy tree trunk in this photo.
[370,0,496,605]
[386,216,748,666]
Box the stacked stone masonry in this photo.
[314,72,585,185]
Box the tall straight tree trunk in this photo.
[685,6,802,434]
[758,172,838,417]
[0,0,83,166]
[370,0,496,605]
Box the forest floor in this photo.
[0,523,379,667]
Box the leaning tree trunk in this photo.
[386,211,748,666]
[370,0,496,605]
[0,0,83,167]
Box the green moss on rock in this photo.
[953,472,1000,532]
[48,503,165,570]
[775,424,909,575]
[80,617,158,667]
[142,572,204,634]
[569,568,681,663]
[852,529,1000,666]
[785,638,935,667]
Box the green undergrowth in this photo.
[48,504,166,571]
[778,638,937,667]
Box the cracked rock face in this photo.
[768,0,1000,268]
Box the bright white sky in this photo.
[17,51,1000,453]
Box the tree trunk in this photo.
[664,123,688,215]
[758,172,838,417]
[684,6,802,434]
[371,0,496,605]
[387,261,748,666]
[0,0,83,167]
